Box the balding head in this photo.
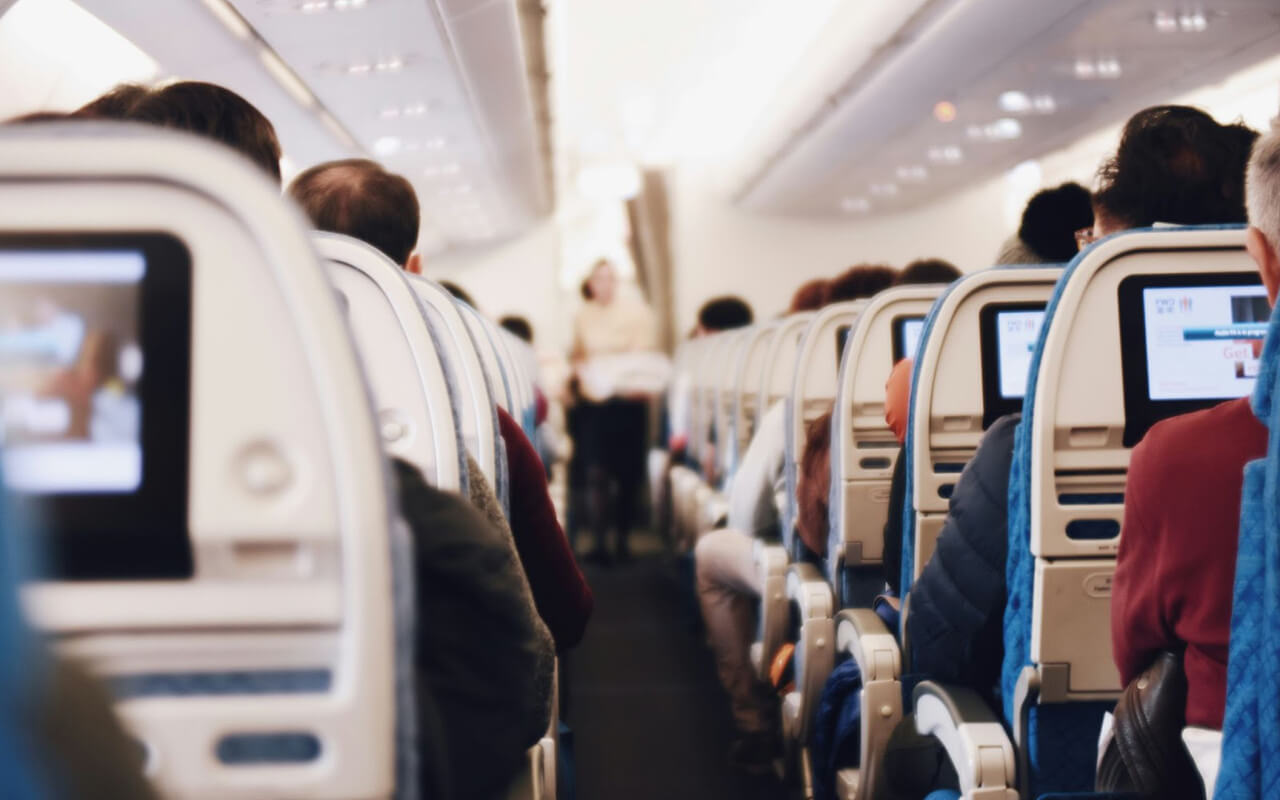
[1246,126,1280,304]
[288,159,421,268]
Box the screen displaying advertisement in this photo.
[0,251,144,494]
[897,317,924,363]
[1141,284,1268,401]
[995,309,1045,399]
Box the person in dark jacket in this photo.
[905,413,1019,700]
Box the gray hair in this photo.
[1246,123,1280,249]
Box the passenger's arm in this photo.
[497,409,594,650]
[392,459,555,800]
[1110,438,1172,687]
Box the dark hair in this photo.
[789,279,828,313]
[127,82,282,184]
[1094,105,1257,229]
[697,296,753,331]
[580,278,593,301]
[797,410,833,554]
[897,258,961,286]
[500,315,534,343]
[825,264,898,304]
[76,84,149,120]
[440,281,475,308]
[288,159,420,266]
[1017,182,1094,261]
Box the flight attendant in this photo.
[571,259,658,563]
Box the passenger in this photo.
[905,105,1258,713]
[696,296,754,333]
[1110,121,1276,737]
[823,263,897,304]
[500,315,534,343]
[288,158,593,650]
[695,267,890,772]
[896,258,961,285]
[124,81,284,184]
[74,83,148,120]
[571,259,659,564]
[789,278,829,312]
[994,182,1094,263]
[441,280,477,307]
[795,411,833,559]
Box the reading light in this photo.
[927,145,964,164]
[869,182,899,197]
[896,165,928,182]
[998,91,1031,114]
[373,136,401,156]
[933,101,958,123]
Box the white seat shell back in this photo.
[314,232,464,493]
[4,125,397,799]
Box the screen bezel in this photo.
[892,315,925,363]
[978,302,1046,429]
[1117,271,1264,448]
[0,232,194,581]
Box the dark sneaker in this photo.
[728,732,780,774]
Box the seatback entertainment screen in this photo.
[1118,271,1266,447]
[979,303,1047,428]
[893,316,925,363]
[0,234,193,580]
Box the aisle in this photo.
[567,533,786,800]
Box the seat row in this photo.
[671,225,1270,799]
[0,123,551,798]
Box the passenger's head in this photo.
[1018,182,1093,261]
[1093,105,1257,237]
[440,281,475,308]
[1246,125,1280,304]
[500,315,534,343]
[825,264,898,304]
[76,84,148,120]
[287,159,421,269]
[796,411,833,555]
[897,258,961,286]
[583,259,618,305]
[126,81,282,184]
[696,296,753,334]
[789,279,828,313]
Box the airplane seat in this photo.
[313,232,466,494]
[829,286,944,609]
[733,321,784,477]
[0,123,403,798]
[1214,272,1280,799]
[713,328,754,485]
[773,300,866,785]
[748,312,816,680]
[407,276,506,502]
[457,304,515,513]
[915,227,1257,799]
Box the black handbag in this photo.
[1096,650,1206,800]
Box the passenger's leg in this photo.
[612,400,649,561]
[694,529,775,738]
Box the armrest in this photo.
[786,562,834,620]
[913,681,1016,800]
[835,609,900,683]
[753,540,789,578]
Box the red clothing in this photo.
[496,408,594,649]
[1112,397,1266,729]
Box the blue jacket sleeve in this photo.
[906,414,1019,697]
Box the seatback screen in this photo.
[995,310,1044,399]
[892,316,925,363]
[0,234,193,580]
[1119,272,1266,447]
[979,303,1047,428]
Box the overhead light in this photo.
[869,182,899,197]
[202,0,253,39]
[1178,11,1208,32]
[896,165,928,182]
[933,101,958,123]
[840,196,870,213]
[1032,94,1057,114]
[347,62,371,75]
[380,107,400,119]
[998,91,1031,114]
[1154,9,1208,33]
[375,57,403,72]
[404,103,427,117]
[300,0,330,12]
[927,145,964,164]
[1075,56,1121,80]
[373,136,401,156]
[1153,10,1179,32]
[968,118,1023,141]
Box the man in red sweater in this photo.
[1111,121,1280,731]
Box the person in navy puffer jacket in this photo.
[905,413,1019,705]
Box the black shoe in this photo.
[728,732,779,775]
[583,548,613,566]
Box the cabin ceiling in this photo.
[737,0,1280,218]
